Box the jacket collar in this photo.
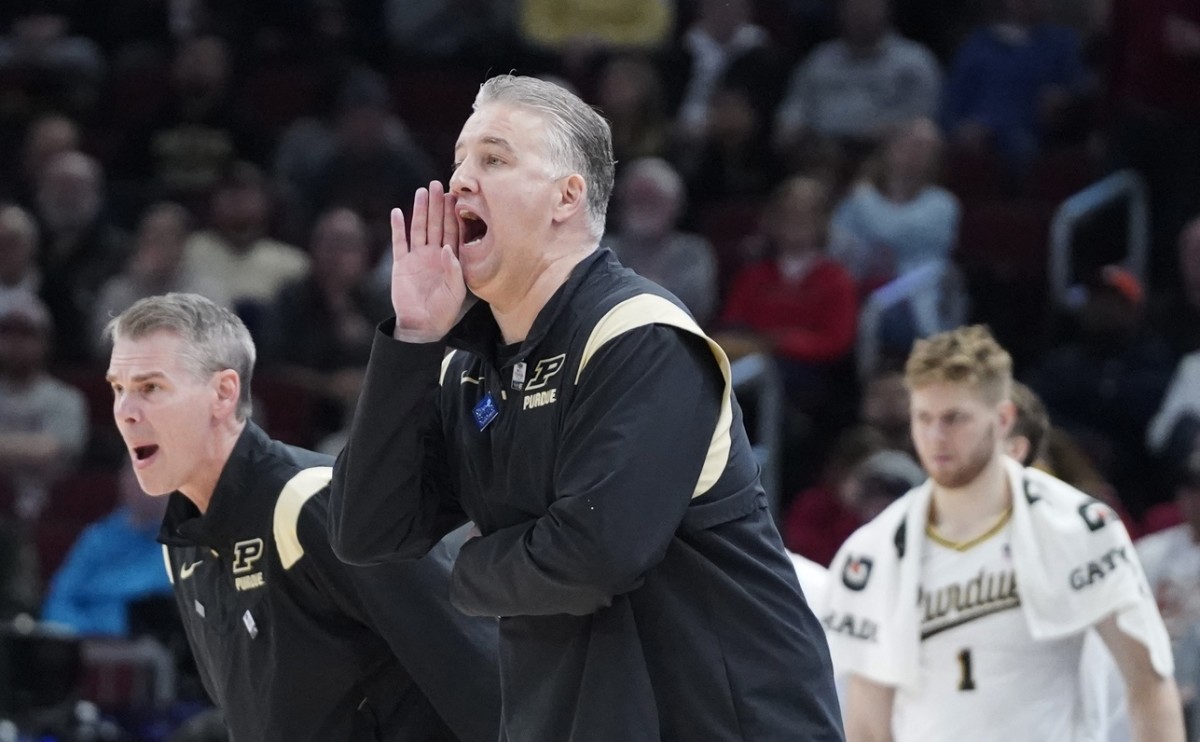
[447,248,612,366]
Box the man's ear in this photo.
[553,173,587,224]
[997,399,1017,439]
[213,369,241,419]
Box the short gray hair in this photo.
[104,293,256,420]
[475,74,615,237]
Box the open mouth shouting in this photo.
[460,209,488,245]
[132,444,160,468]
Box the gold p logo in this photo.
[232,538,265,574]
[525,354,566,391]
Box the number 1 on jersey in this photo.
[957,648,976,691]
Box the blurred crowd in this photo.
[0,0,1199,738]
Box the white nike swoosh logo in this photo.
[461,371,483,385]
[180,561,202,579]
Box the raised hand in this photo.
[390,181,470,342]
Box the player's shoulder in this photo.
[271,465,336,570]
[1020,465,1111,517]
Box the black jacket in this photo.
[159,423,501,742]
[331,250,844,741]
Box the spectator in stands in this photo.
[181,162,308,336]
[1025,265,1174,509]
[595,54,673,169]
[673,0,780,143]
[41,462,171,636]
[92,202,230,357]
[781,425,884,564]
[831,117,959,290]
[5,113,79,209]
[785,433,925,566]
[302,69,439,255]
[116,35,262,206]
[1149,216,1200,362]
[261,207,389,446]
[0,204,41,304]
[861,363,915,455]
[0,291,87,522]
[603,158,719,326]
[679,71,781,209]
[33,150,129,365]
[773,0,942,178]
[941,0,1089,167]
[716,176,859,412]
[1137,447,1200,718]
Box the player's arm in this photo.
[1096,614,1185,742]
[450,325,720,617]
[843,674,895,742]
[328,327,466,565]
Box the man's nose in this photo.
[449,164,475,196]
[113,393,139,424]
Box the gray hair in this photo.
[474,74,615,237]
[104,293,256,420]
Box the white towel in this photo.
[823,457,1173,691]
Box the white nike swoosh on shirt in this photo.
[180,561,202,580]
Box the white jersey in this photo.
[893,524,1088,742]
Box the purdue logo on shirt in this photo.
[232,538,267,592]
[523,353,566,410]
[842,555,873,591]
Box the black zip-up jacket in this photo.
[330,249,844,741]
[159,423,501,742]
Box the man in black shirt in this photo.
[329,74,843,741]
[104,292,500,742]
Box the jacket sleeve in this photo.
[294,497,503,742]
[328,320,466,565]
[449,325,724,617]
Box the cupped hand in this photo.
[390,180,471,342]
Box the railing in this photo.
[730,353,784,517]
[1049,169,1150,307]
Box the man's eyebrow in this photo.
[454,136,514,158]
[105,371,167,384]
[481,136,514,151]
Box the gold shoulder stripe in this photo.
[162,545,174,585]
[439,349,458,386]
[274,466,334,569]
[577,295,733,498]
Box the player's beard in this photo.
[925,422,997,490]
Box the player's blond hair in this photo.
[904,325,1012,405]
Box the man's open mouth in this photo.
[134,445,159,461]
[460,210,488,245]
